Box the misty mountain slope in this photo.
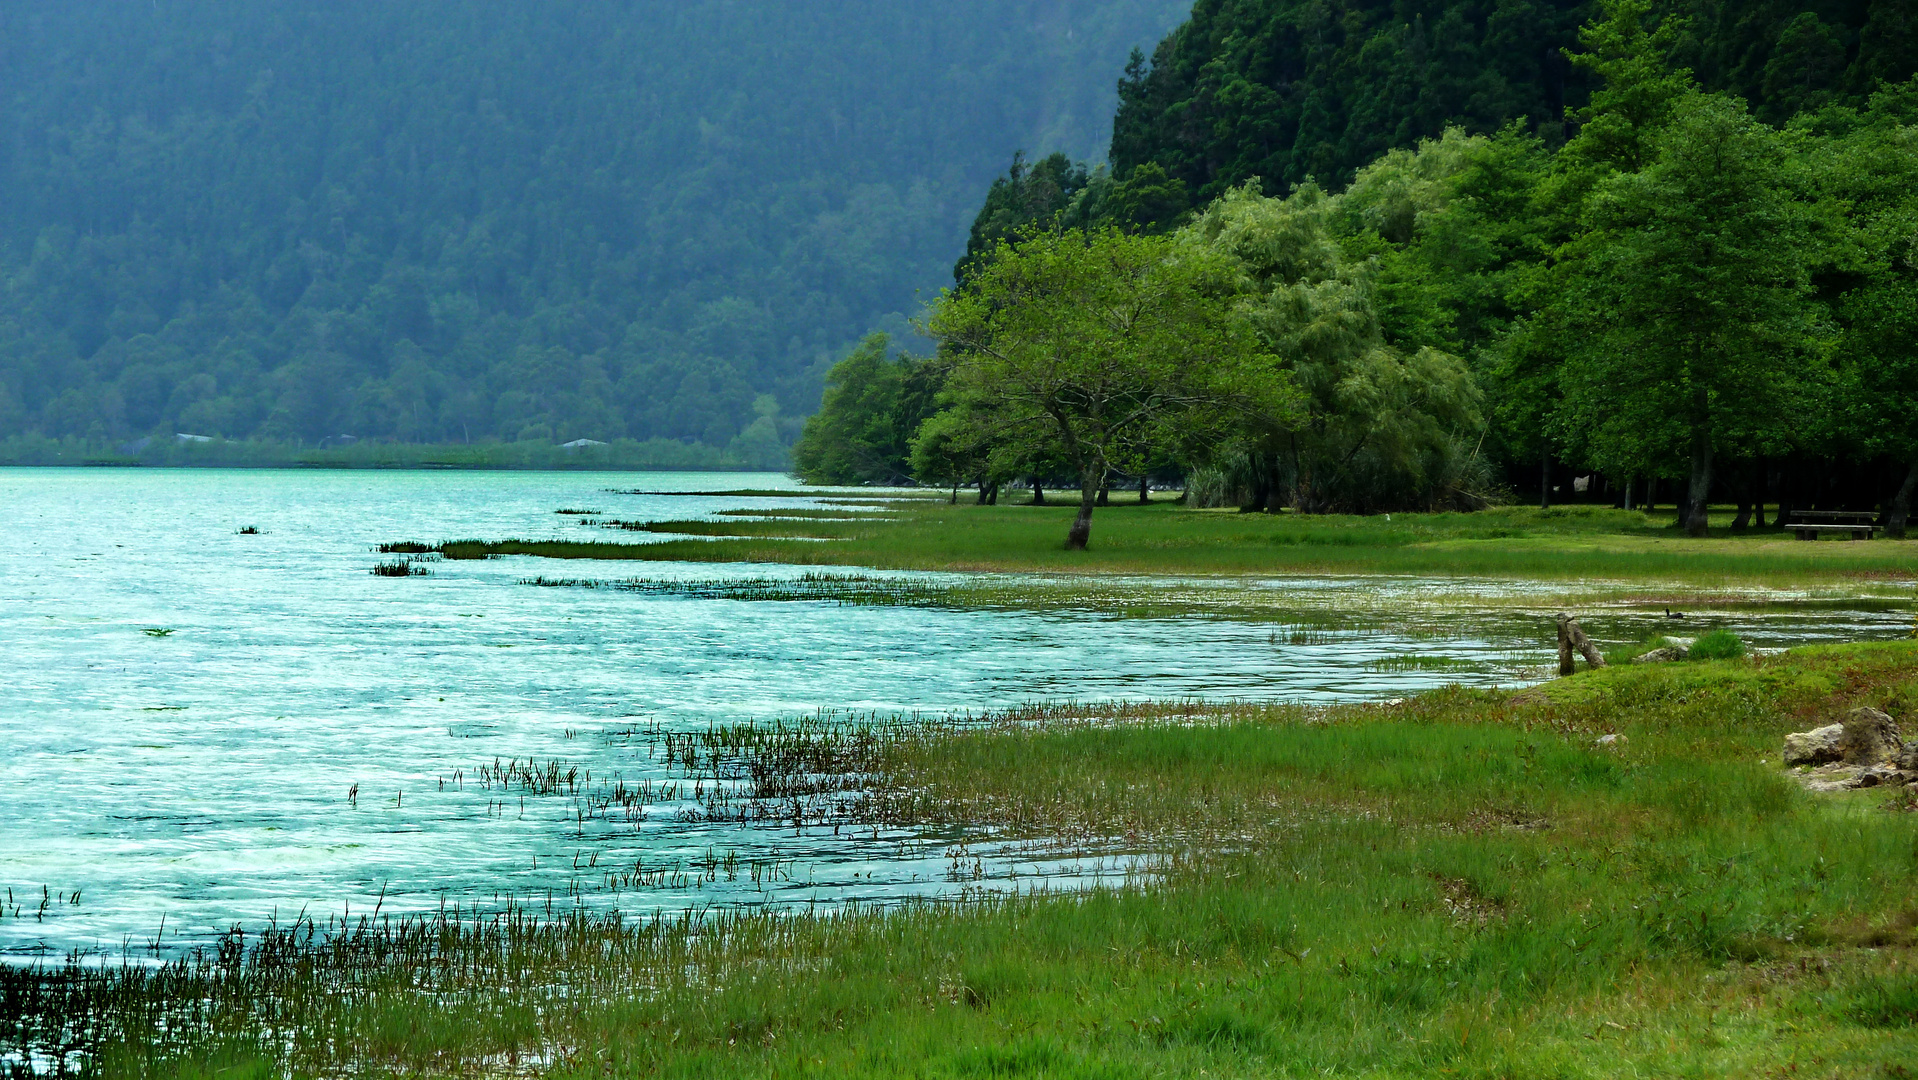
[0,0,1186,449]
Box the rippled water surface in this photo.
[1,468,1908,958]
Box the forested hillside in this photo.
[1109,0,1911,215]
[0,0,1185,455]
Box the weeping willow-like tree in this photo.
[1182,181,1486,513]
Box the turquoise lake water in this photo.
[1,468,1908,959]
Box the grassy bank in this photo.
[11,643,1917,1078]
[412,499,1918,589]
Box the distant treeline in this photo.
[0,434,768,472]
[0,0,1186,454]
[796,0,1918,537]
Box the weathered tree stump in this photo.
[1555,613,1608,675]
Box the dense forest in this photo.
[797,0,1918,534]
[0,0,1186,459]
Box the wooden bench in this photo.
[1786,511,1879,541]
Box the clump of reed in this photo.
[235,525,261,535]
[554,508,601,515]
[474,757,582,796]
[375,541,433,554]
[371,560,429,577]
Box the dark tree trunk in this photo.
[976,478,989,505]
[1066,465,1102,550]
[1752,457,1768,528]
[1262,454,1285,513]
[1030,479,1045,505]
[1139,475,1150,504]
[1540,451,1551,510]
[1732,468,1752,531]
[1244,451,1271,513]
[1888,460,1918,539]
[986,483,999,505]
[1096,484,1109,506]
[1623,476,1634,511]
[1685,418,1713,538]
[949,482,959,505]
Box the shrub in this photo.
[1688,629,1745,661]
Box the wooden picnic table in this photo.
[1785,510,1879,540]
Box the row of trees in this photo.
[794,0,1918,546]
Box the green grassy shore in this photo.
[414,498,1918,588]
[11,643,1917,1078]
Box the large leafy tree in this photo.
[927,228,1295,549]
[1552,92,1819,535]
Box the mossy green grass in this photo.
[16,643,1918,1078]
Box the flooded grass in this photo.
[10,643,1918,1077]
[370,560,430,578]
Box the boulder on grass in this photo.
[1839,707,1904,765]
[1784,724,1845,766]
[1633,646,1686,664]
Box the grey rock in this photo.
[1633,646,1686,664]
[1784,724,1845,766]
[1839,707,1904,765]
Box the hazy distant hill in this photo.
[0,0,1186,454]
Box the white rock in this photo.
[1783,724,1845,766]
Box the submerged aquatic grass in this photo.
[10,643,1917,1077]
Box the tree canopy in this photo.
[927,228,1296,547]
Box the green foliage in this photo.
[1109,0,1604,203]
[790,335,945,485]
[1688,628,1747,660]
[1183,174,1488,512]
[927,228,1297,546]
[0,0,1188,450]
[1551,92,1818,532]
